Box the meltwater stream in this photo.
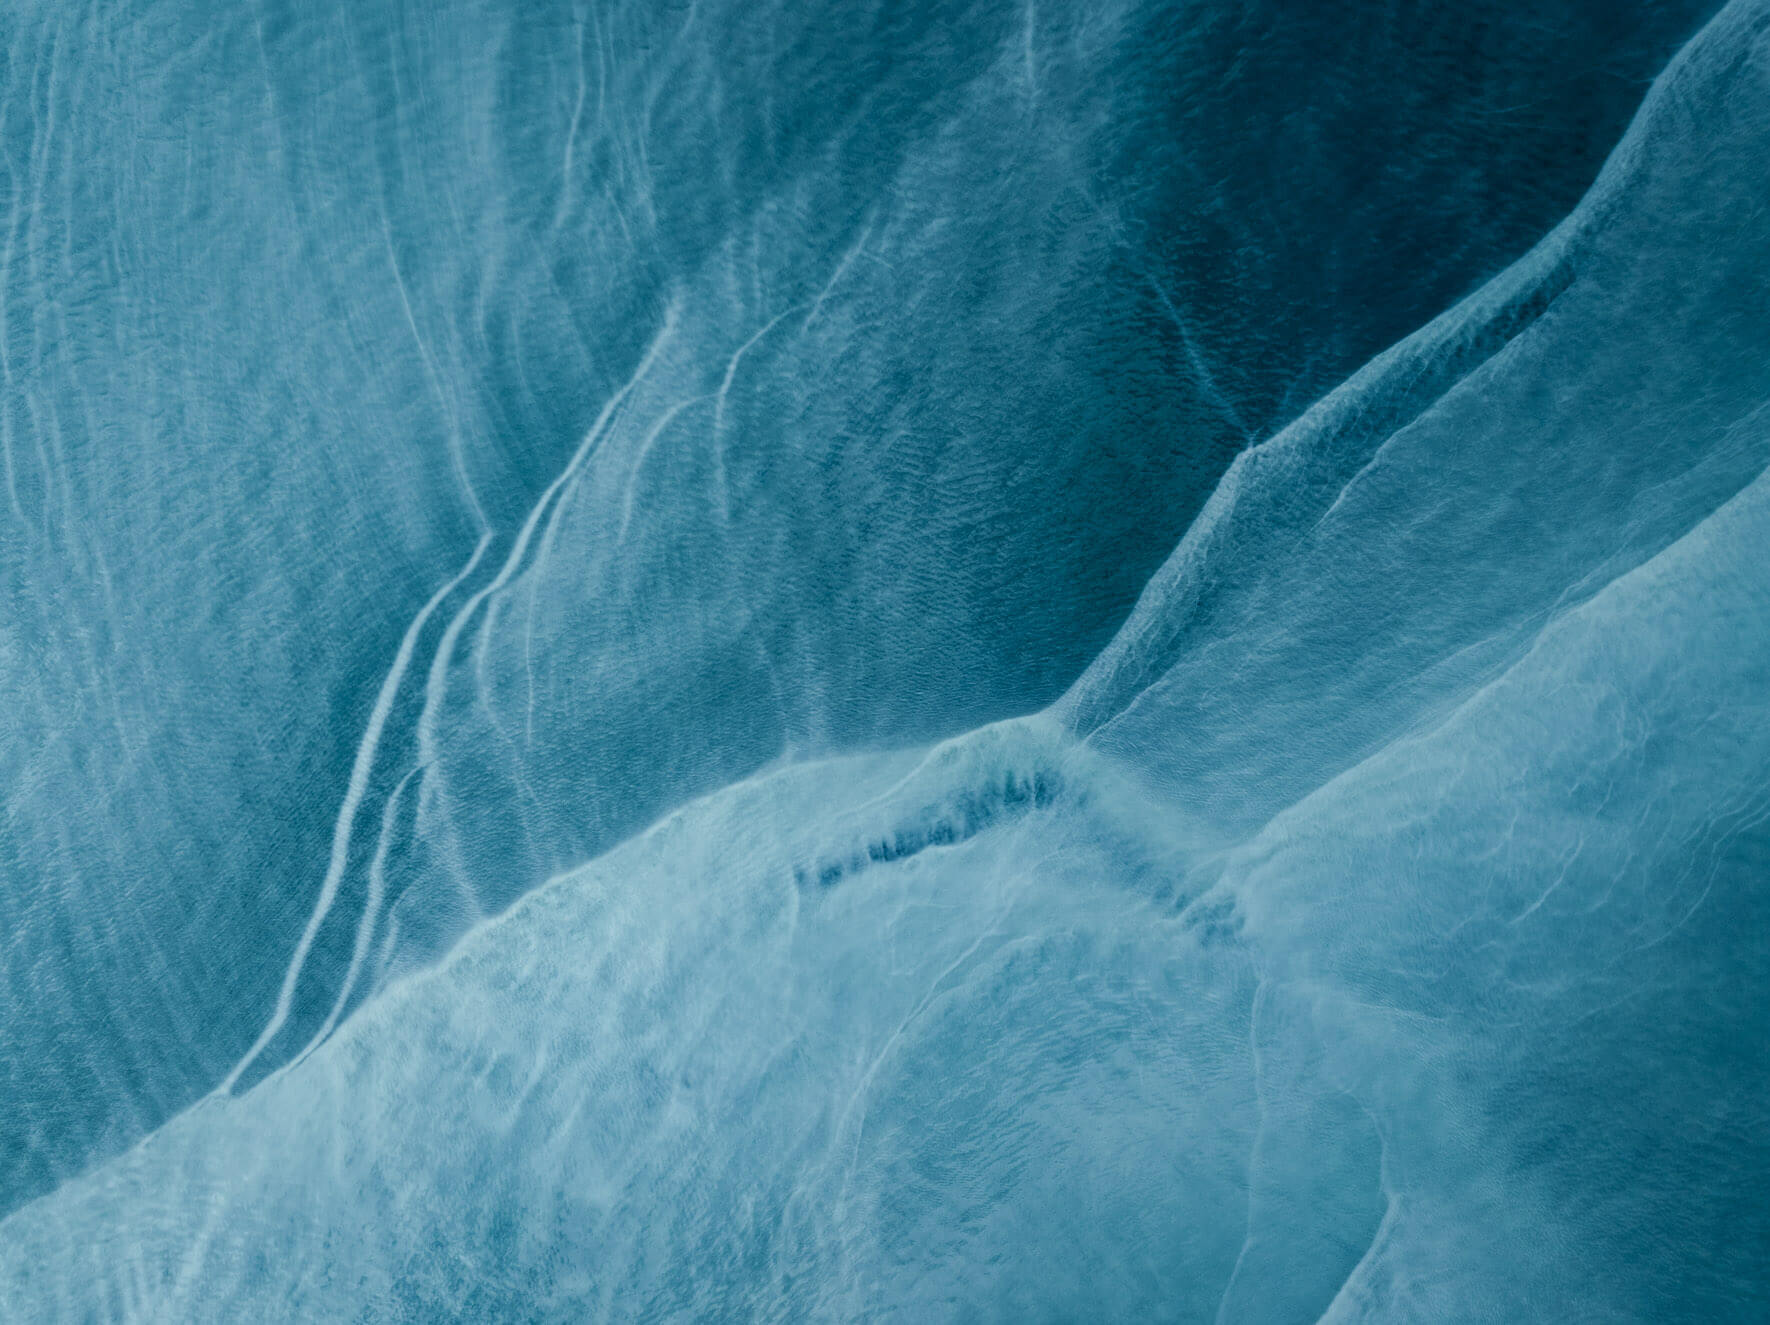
[3,0,1768,1319]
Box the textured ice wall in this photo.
[0,0,1718,1221]
[3,0,1768,1318]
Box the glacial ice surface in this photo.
[3,0,1768,1319]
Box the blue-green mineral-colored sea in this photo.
[3,0,1768,1318]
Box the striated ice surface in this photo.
[3,0,1768,1319]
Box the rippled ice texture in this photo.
[3,0,1768,1319]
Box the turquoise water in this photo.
[4,0,1767,1318]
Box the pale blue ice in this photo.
[2,0,1767,1319]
